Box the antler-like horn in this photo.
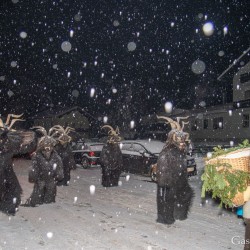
[0,118,4,128]
[31,126,48,136]
[157,115,178,130]
[115,126,120,134]
[101,125,116,135]
[176,116,189,131]
[48,125,65,136]
[65,126,75,135]
[8,118,25,130]
[181,121,189,130]
[5,113,24,126]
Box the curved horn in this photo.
[181,121,189,130]
[176,116,189,131]
[0,118,4,128]
[101,125,114,131]
[101,125,116,134]
[5,113,23,126]
[8,118,25,130]
[31,126,48,136]
[48,125,65,136]
[157,115,177,130]
[115,126,120,134]
[65,127,75,135]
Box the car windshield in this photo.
[89,144,104,151]
[121,140,165,155]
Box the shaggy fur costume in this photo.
[156,143,194,224]
[0,130,36,215]
[55,143,76,186]
[100,143,123,187]
[26,150,64,206]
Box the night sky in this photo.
[0,0,249,127]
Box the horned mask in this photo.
[157,115,190,150]
[32,126,59,159]
[48,125,75,146]
[101,125,121,144]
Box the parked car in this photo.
[120,139,197,180]
[149,154,197,182]
[72,141,104,168]
[120,140,164,175]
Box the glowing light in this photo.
[130,120,135,129]
[47,232,53,239]
[90,185,95,195]
[207,152,212,158]
[90,88,95,97]
[164,102,173,113]
[202,22,214,36]
[103,116,108,123]
[20,31,27,39]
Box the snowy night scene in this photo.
[0,0,250,249]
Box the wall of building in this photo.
[233,61,250,102]
[187,106,250,146]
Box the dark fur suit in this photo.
[99,125,123,187]
[0,132,22,215]
[27,150,64,206]
[0,114,36,215]
[156,116,194,225]
[55,143,76,186]
[100,143,123,187]
[25,126,64,207]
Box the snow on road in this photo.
[0,158,245,250]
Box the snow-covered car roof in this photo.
[120,139,165,154]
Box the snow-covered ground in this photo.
[0,157,245,250]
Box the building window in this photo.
[243,114,249,128]
[240,72,250,84]
[203,119,209,129]
[245,90,250,100]
[213,117,223,129]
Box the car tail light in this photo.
[88,151,95,157]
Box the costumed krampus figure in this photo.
[100,125,123,187]
[25,126,64,207]
[51,125,76,186]
[0,114,36,215]
[156,116,194,224]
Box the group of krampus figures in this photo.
[0,114,76,214]
[100,117,193,225]
[1,112,193,226]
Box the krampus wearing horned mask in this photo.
[52,125,76,186]
[25,126,64,207]
[0,114,36,215]
[100,125,123,187]
[156,116,194,225]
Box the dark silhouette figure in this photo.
[156,116,194,225]
[25,126,64,207]
[100,125,123,187]
[52,125,76,186]
[0,114,36,215]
